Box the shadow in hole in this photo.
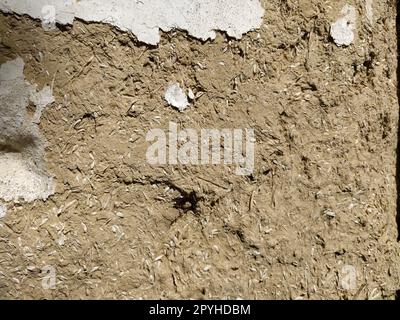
[173,190,201,213]
[396,0,400,241]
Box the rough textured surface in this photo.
[0,0,399,300]
[0,58,54,202]
[0,0,265,45]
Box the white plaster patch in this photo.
[165,83,189,112]
[0,153,54,202]
[0,0,264,45]
[0,58,55,203]
[331,4,357,46]
[0,57,24,81]
[30,86,55,123]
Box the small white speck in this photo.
[188,88,195,100]
[0,204,6,219]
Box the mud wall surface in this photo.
[0,0,399,299]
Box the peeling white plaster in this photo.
[0,58,55,203]
[30,86,54,123]
[0,0,265,45]
[165,83,189,112]
[0,153,55,202]
[331,4,357,46]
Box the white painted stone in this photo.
[0,0,264,45]
[165,83,189,112]
[0,58,55,203]
[331,4,357,46]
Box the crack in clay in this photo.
[0,0,265,45]
[0,57,55,203]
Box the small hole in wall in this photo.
[26,101,37,120]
